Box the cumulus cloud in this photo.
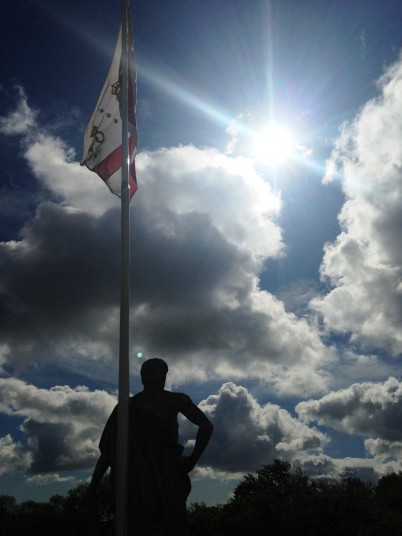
[1,376,400,484]
[181,382,327,476]
[0,88,335,396]
[0,378,116,475]
[292,377,402,480]
[365,437,402,459]
[0,434,32,475]
[0,86,37,135]
[311,55,402,356]
[25,134,116,217]
[0,379,328,481]
[293,453,380,483]
[299,451,402,483]
[296,377,402,441]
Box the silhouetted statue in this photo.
[88,358,213,535]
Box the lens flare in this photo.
[252,124,295,167]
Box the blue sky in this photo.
[1,0,402,505]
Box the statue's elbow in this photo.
[206,419,214,437]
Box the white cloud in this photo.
[1,376,401,484]
[137,146,283,260]
[365,437,402,459]
[192,465,244,482]
[0,434,32,475]
[296,377,402,441]
[312,55,402,356]
[0,88,336,396]
[0,378,116,475]
[0,379,327,480]
[292,377,402,481]
[26,473,76,485]
[24,134,117,217]
[293,453,384,483]
[0,86,37,135]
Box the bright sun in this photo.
[252,124,295,167]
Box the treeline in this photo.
[188,460,402,536]
[1,460,402,535]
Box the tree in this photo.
[0,495,17,533]
[375,471,402,534]
[5,463,402,535]
[219,460,314,536]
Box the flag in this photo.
[81,17,138,199]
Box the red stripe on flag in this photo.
[94,137,137,198]
[128,159,137,198]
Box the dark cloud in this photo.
[0,378,115,475]
[132,207,254,307]
[0,197,255,364]
[0,378,325,478]
[0,203,121,364]
[0,120,332,392]
[22,420,75,473]
[181,382,326,473]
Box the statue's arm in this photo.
[86,452,110,533]
[88,406,116,494]
[181,401,213,473]
[89,452,110,492]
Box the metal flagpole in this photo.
[116,0,130,535]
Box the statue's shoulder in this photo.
[164,391,193,410]
[130,390,194,417]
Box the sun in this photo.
[252,123,295,167]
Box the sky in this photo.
[0,0,402,506]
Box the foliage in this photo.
[2,464,402,535]
[187,462,402,536]
[0,476,112,536]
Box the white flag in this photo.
[81,21,137,199]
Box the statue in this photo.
[88,358,213,535]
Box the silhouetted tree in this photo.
[375,471,402,534]
[5,462,402,535]
[223,460,314,535]
[187,461,386,536]
[0,494,17,533]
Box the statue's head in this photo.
[140,358,168,388]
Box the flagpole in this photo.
[116,0,130,535]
